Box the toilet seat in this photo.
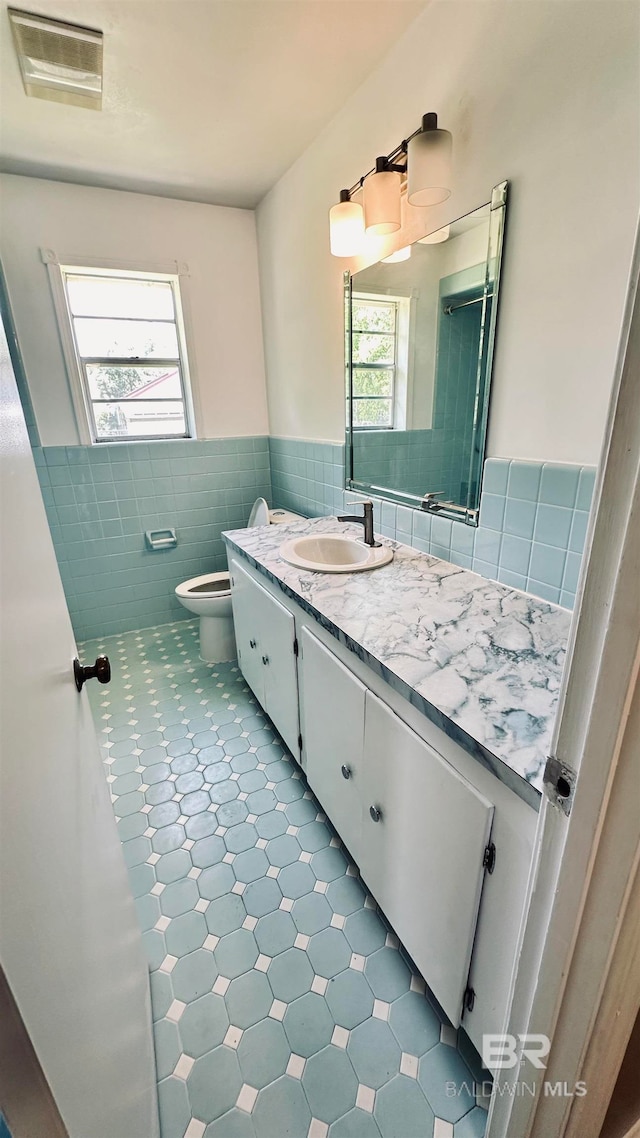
[175,571,231,601]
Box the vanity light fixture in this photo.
[329,189,365,257]
[407,114,452,207]
[363,156,403,236]
[382,246,411,263]
[329,111,453,257]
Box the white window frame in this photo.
[351,291,413,430]
[42,250,199,445]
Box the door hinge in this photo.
[463,986,475,1013]
[483,841,496,874]
[297,733,303,751]
[543,754,577,817]
[293,637,299,657]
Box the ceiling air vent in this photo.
[8,8,103,110]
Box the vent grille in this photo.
[8,8,103,110]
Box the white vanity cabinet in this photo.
[228,553,537,1056]
[300,626,494,1026]
[229,558,300,756]
[360,691,494,1027]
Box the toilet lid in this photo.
[248,497,270,527]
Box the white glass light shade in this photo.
[418,224,450,245]
[407,120,453,207]
[382,246,411,264]
[363,169,401,235]
[329,196,365,257]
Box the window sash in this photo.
[60,268,193,443]
[81,360,189,441]
[351,296,399,429]
[348,397,394,429]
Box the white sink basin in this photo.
[279,533,393,573]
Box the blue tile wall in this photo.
[352,429,465,504]
[433,267,485,502]
[36,438,271,640]
[269,437,344,518]
[35,428,594,642]
[269,439,595,611]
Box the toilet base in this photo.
[199,614,236,664]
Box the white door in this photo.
[230,557,266,703]
[361,690,494,1026]
[300,628,365,864]
[0,314,159,1138]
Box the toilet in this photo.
[175,498,303,662]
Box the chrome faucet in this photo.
[337,500,380,547]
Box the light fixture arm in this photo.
[345,143,411,199]
[329,111,452,257]
[342,112,446,197]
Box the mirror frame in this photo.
[344,180,508,526]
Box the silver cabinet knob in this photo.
[249,639,257,649]
[262,655,269,665]
[369,805,382,823]
[341,765,351,780]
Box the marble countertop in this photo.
[223,517,572,808]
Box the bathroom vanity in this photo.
[223,517,571,1064]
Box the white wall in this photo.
[256,0,640,464]
[0,174,269,445]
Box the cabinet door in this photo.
[361,690,494,1026]
[229,558,265,703]
[261,586,300,757]
[300,629,365,864]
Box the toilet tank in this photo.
[269,508,305,525]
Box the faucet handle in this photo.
[421,491,446,511]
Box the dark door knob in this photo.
[74,655,111,691]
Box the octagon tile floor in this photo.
[83,619,489,1138]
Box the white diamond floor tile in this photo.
[82,619,487,1138]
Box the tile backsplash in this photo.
[269,438,595,611]
[35,431,594,642]
[269,436,345,518]
[35,437,271,640]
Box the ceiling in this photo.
[0,0,426,208]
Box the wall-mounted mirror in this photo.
[345,181,508,525]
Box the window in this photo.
[58,266,194,442]
[350,296,400,429]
